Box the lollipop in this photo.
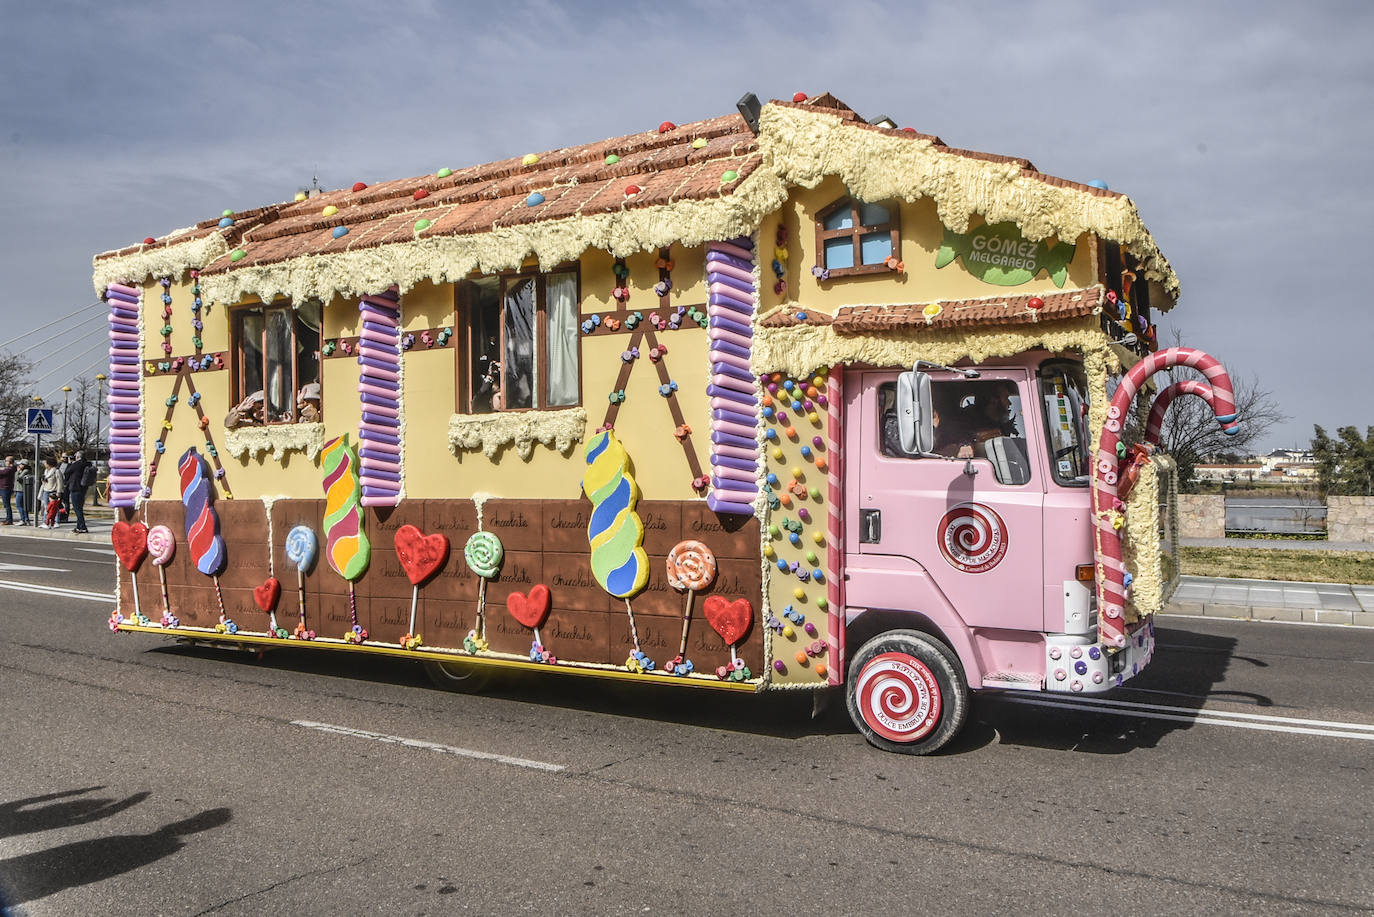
[284,525,318,638]
[704,596,754,682]
[178,447,227,617]
[463,531,503,651]
[664,540,717,675]
[146,524,176,622]
[322,435,370,641]
[583,430,651,670]
[394,524,449,649]
[111,521,149,622]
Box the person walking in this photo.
[65,451,92,534]
[0,456,14,525]
[41,457,61,528]
[57,452,71,522]
[16,459,32,526]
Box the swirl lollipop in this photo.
[463,531,503,651]
[583,430,651,670]
[146,524,176,623]
[664,540,717,675]
[284,525,318,638]
[178,447,227,618]
[321,435,370,642]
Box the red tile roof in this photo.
[822,286,1105,334]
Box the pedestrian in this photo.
[65,450,92,534]
[57,452,71,522]
[41,458,61,528]
[0,455,14,525]
[16,459,32,526]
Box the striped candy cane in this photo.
[825,365,844,686]
[1093,348,1237,647]
[1144,379,1218,446]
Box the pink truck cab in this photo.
[834,347,1236,753]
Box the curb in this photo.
[1161,602,1372,627]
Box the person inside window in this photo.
[934,381,1018,459]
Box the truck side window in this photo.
[878,380,1031,485]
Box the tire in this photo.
[423,659,489,693]
[845,629,968,755]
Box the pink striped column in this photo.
[1093,347,1237,647]
[824,365,844,686]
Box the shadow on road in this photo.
[0,787,151,840]
[0,806,230,906]
[973,624,1268,755]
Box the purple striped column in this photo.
[357,290,402,507]
[704,237,758,516]
[824,365,844,686]
[105,282,143,507]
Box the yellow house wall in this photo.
[757,176,1099,318]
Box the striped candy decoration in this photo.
[105,282,143,507]
[1092,347,1237,647]
[825,365,844,686]
[583,430,649,599]
[705,237,759,516]
[177,447,225,576]
[356,290,402,507]
[1144,379,1218,447]
[322,434,371,581]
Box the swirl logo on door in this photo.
[937,502,1008,573]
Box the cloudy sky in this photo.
[2,0,1369,450]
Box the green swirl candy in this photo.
[464,531,504,579]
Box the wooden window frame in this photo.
[230,299,323,425]
[815,197,901,278]
[455,266,582,414]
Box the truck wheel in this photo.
[423,660,488,694]
[845,630,968,755]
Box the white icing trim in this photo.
[223,423,327,462]
[447,409,587,461]
[93,231,230,296]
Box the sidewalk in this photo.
[1166,575,1374,626]
[1182,536,1374,552]
[0,509,114,540]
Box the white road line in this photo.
[0,562,66,573]
[1165,612,1374,631]
[3,550,109,565]
[0,579,113,603]
[291,720,566,772]
[997,695,1374,741]
[76,547,115,555]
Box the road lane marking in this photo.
[0,579,113,603]
[1164,613,1374,631]
[290,720,565,772]
[4,550,111,565]
[997,695,1374,741]
[77,547,115,555]
[0,562,66,573]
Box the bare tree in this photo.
[0,352,35,450]
[1152,333,1285,489]
[65,376,100,453]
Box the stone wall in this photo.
[1328,496,1374,544]
[1177,494,1225,539]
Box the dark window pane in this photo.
[504,277,535,409]
[265,307,293,421]
[241,311,264,402]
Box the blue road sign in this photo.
[26,408,54,435]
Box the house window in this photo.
[461,269,580,413]
[815,197,901,278]
[232,299,322,424]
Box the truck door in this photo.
[846,369,1047,631]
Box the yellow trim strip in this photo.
[115,624,762,693]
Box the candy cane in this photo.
[1144,379,1219,447]
[1093,348,1237,647]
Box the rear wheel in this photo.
[845,630,968,755]
[423,659,489,693]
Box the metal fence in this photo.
[1224,495,1328,535]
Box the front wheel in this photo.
[423,659,489,694]
[845,630,968,755]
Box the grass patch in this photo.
[1180,547,1374,585]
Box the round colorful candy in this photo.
[146,525,176,566]
[666,540,717,592]
[464,531,504,579]
[285,525,318,573]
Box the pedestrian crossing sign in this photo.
[26,408,54,434]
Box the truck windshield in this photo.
[1039,361,1091,486]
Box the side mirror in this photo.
[896,371,935,455]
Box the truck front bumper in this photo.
[1044,617,1155,694]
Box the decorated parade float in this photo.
[94,92,1237,753]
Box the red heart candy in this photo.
[703,596,753,646]
[111,521,149,572]
[393,524,450,586]
[254,577,281,612]
[506,584,551,630]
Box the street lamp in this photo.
[61,385,72,448]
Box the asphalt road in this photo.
[1,532,1371,916]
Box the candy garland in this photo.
[105,283,143,507]
[705,238,759,516]
[156,277,175,360]
[144,372,233,501]
[357,290,403,507]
